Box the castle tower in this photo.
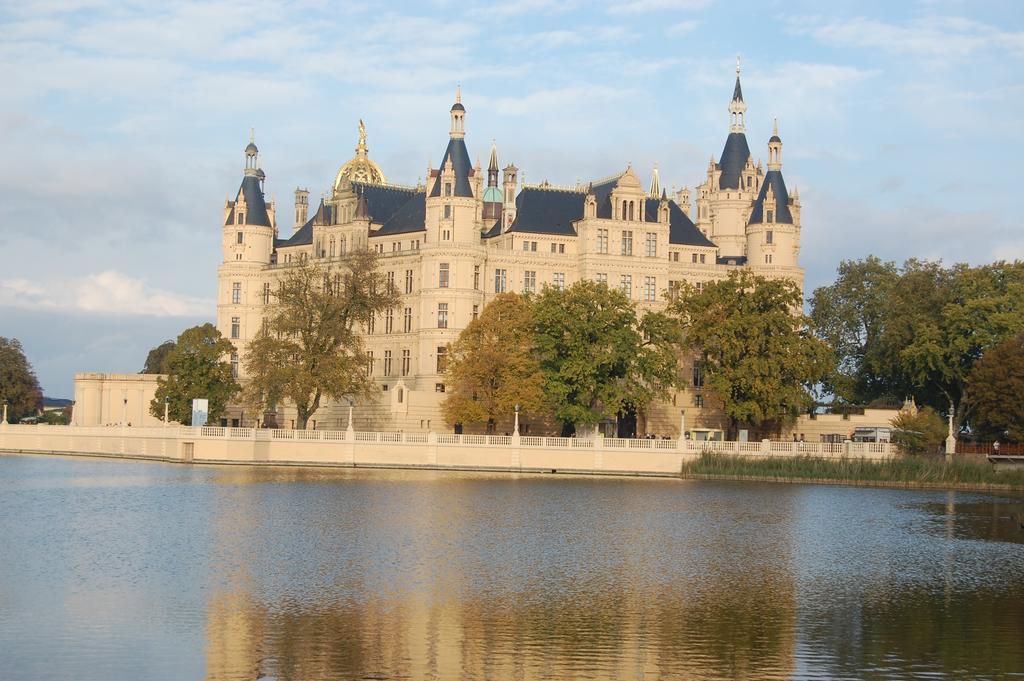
[294,188,309,231]
[482,141,503,222]
[502,163,518,230]
[425,88,476,244]
[746,120,800,273]
[221,131,275,266]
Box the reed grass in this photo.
[682,452,1024,489]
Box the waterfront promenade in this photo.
[0,424,894,476]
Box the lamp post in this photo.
[513,404,520,436]
[678,408,686,442]
[122,395,128,428]
[2,400,7,427]
[347,399,355,436]
[163,397,170,427]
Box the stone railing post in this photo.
[761,438,770,456]
[511,432,522,469]
[427,431,438,466]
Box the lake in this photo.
[1,453,1022,680]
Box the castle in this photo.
[216,64,804,436]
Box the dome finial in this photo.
[773,117,778,136]
[456,84,461,104]
[736,55,741,76]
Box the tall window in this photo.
[230,317,240,339]
[597,228,608,254]
[700,253,706,264]
[620,274,632,297]
[230,352,239,378]
[553,272,565,290]
[695,394,704,408]
[692,365,704,387]
[386,271,395,291]
[436,347,448,373]
[596,273,608,285]
[643,276,656,301]
[401,349,410,376]
[437,303,448,329]
[766,230,774,245]
[403,307,412,333]
[522,241,530,252]
[236,231,243,244]
[383,350,392,376]
[645,232,657,257]
[367,315,375,334]
[472,304,479,321]
[439,263,449,288]
[329,237,335,257]
[405,269,413,294]
[765,254,773,264]
[523,271,536,294]
[767,209,774,223]
[621,231,633,256]
[474,265,480,290]
[366,351,374,376]
[445,182,452,197]
[262,282,271,304]
[231,282,241,304]
[443,205,451,219]
[385,308,394,334]
[494,269,507,293]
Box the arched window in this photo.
[628,201,635,221]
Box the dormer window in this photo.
[238,212,244,224]
[445,183,452,197]
[443,205,451,219]
[766,230,773,245]
[767,209,774,223]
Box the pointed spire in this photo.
[768,118,782,170]
[773,117,778,136]
[456,84,461,104]
[488,140,498,172]
[649,164,661,198]
[729,57,747,133]
[732,56,743,102]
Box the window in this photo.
[387,271,395,291]
[435,383,446,393]
[597,228,608,254]
[671,251,679,262]
[696,281,704,292]
[668,280,681,300]
[385,308,394,334]
[553,272,565,290]
[401,349,410,376]
[620,274,632,297]
[439,263,449,288]
[473,265,480,290]
[230,352,239,378]
[596,273,608,285]
[442,229,451,241]
[472,304,479,321]
[693,365,703,387]
[766,230,773,245]
[230,317,240,339]
[531,241,538,252]
[403,307,412,333]
[747,176,752,188]
[559,243,565,254]
[383,350,392,376]
[329,237,335,257]
[445,182,452,197]
[367,351,374,376]
[368,315,375,334]
[695,394,704,408]
[691,253,698,264]
[645,232,657,257]
[765,254,773,264]
[767,209,774,223]
[494,269,507,293]
[699,253,706,264]
[405,269,413,294]
[523,271,536,294]
[231,282,241,304]
[238,212,244,224]
[621,230,633,256]
[437,303,448,329]
[643,276,656,301]
[262,283,271,304]
[523,241,530,252]
[436,347,448,373]
[443,205,451,219]
[236,231,243,245]
[550,242,557,253]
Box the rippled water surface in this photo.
[1,454,1023,680]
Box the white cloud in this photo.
[0,271,213,317]
[666,20,699,35]
[607,0,712,14]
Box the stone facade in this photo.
[71,372,167,427]
[217,68,804,435]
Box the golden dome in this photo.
[334,120,386,190]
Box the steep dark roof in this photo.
[450,102,465,112]
[666,201,716,247]
[768,134,781,143]
[275,199,322,247]
[591,176,622,219]
[225,175,272,227]
[747,170,793,224]
[429,137,473,198]
[507,187,583,235]
[481,219,502,238]
[375,192,426,235]
[718,132,751,190]
[352,182,418,224]
[732,75,743,102]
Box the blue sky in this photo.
[2,0,1022,397]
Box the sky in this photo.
[1,0,1022,398]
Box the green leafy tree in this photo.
[810,256,901,403]
[531,280,680,434]
[141,340,176,374]
[0,337,43,422]
[149,324,239,425]
[243,250,399,430]
[442,293,545,428]
[966,332,1024,442]
[891,406,947,456]
[882,260,1024,432]
[670,270,833,439]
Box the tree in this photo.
[149,324,239,425]
[670,270,832,439]
[965,332,1024,442]
[442,293,545,428]
[243,250,399,430]
[0,337,43,423]
[141,340,176,374]
[809,256,900,403]
[531,280,680,434]
[891,406,947,456]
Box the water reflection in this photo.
[1,455,1022,681]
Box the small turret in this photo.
[649,164,661,198]
[729,56,746,133]
[294,188,309,231]
[767,118,783,171]
[450,86,465,140]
